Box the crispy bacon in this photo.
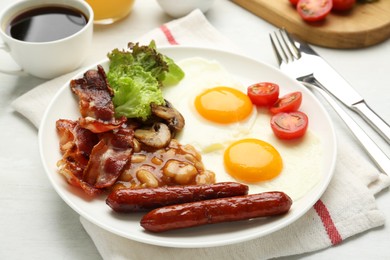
[83,127,134,189]
[56,65,138,196]
[56,119,135,195]
[70,65,126,133]
[56,119,101,196]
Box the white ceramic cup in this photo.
[0,0,94,79]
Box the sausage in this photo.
[106,182,249,213]
[140,191,292,233]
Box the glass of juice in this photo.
[85,0,135,24]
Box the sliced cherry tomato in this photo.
[332,0,356,11]
[289,0,299,5]
[297,0,332,22]
[247,82,280,107]
[270,111,309,140]
[269,91,302,114]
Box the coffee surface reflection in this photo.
[6,6,88,43]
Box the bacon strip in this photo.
[83,127,134,189]
[56,119,100,196]
[70,65,126,133]
[56,119,135,195]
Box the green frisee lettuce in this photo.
[106,41,185,120]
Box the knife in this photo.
[299,77,390,175]
[279,35,390,144]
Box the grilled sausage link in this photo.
[140,191,292,232]
[106,182,249,213]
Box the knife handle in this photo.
[352,102,390,144]
[307,75,390,145]
[301,81,390,175]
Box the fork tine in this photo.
[269,32,285,65]
[270,28,302,65]
[269,31,288,65]
[279,29,301,60]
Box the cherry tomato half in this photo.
[297,0,332,22]
[247,82,280,107]
[269,91,302,114]
[332,0,356,11]
[270,111,309,140]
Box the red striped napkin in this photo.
[12,9,390,260]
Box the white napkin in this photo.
[11,9,390,260]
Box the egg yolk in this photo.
[194,86,253,124]
[224,138,283,183]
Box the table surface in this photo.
[1,0,389,259]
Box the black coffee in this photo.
[6,6,88,43]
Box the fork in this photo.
[270,29,390,175]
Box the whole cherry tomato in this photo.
[332,0,356,11]
[296,0,333,22]
[247,82,280,107]
[270,111,309,140]
[289,0,299,5]
[269,91,302,114]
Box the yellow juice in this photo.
[85,0,135,24]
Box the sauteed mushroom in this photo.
[151,100,185,134]
[134,122,171,148]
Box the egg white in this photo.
[163,57,323,201]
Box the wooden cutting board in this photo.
[232,0,390,49]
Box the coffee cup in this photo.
[0,0,94,79]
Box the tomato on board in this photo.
[269,91,302,114]
[270,111,309,140]
[289,0,299,5]
[247,82,280,107]
[332,0,356,11]
[296,0,333,22]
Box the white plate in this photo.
[39,46,337,248]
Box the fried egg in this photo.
[162,57,323,201]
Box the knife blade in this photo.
[280,36,390,144]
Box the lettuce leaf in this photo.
[162,55,185,86]
[109,65,164,120]
[107,41,184,120]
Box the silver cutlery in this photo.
[270,29,390,175]
[303,79,390,175]
[269,28,390,144]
